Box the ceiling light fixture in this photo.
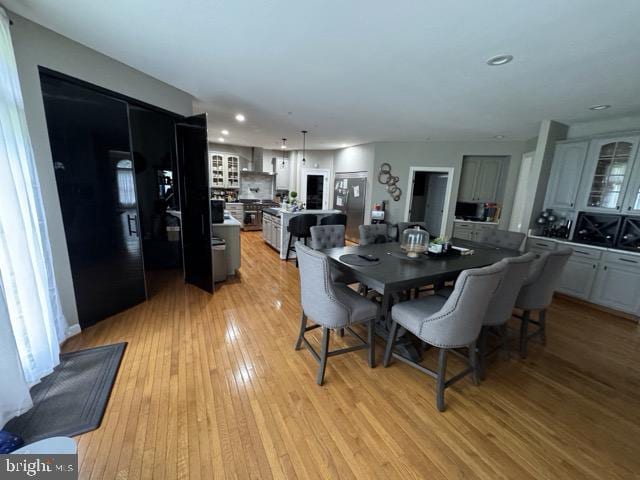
[340,143,347,148]
[589,104,611,111]
[235,113,245,122]
[301,130,308,166]
[221,129,229,135]
[281,138,287,166]
[486,54,513,66]
[218,137,225,142]
[494,135,505,139]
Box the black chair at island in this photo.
[286,214,318,265]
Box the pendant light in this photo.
[281,138,287,167]
[301,130,308,166]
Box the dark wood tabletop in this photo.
[323,239,520,294]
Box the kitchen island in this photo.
[262,208,341,260]
[212,214,242,276]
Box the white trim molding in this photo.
[404,166,455,238]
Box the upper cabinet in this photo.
[458,157,503,203]
[622,157,640,214]
[544,141,588,210]
[209,151,240,189]
[580,136,639,213]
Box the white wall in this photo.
[567,114,640,138]
[9,11,195,329]
[371,140,529,237]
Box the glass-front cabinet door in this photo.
[623,155,640,215]
[583,136,639,213]
[226,155,239,188]
[210,153,224,187]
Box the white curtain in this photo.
[0,7,68,426]
[117,162,136,207]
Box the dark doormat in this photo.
[5,343,127,444]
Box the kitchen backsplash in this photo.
[239,172,275,200]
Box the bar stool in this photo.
[286,214,318,264]
[320,213,347,226]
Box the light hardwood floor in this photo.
[64,231,640,479]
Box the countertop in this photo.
[263,208,340,216]
[454,219,499,225]
[528,234,640,257]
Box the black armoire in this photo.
[40,68,213,329]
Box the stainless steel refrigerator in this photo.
[333,173,367,242]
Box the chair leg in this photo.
[338,328,344,337]
[383,320,399,367]
[316,327,331,385]
[286,232,293,261]
[520,310,531,359]
[367,319,376,368]
[295,312,307,350]
[436,348,448,412]
[478,327,488,381]
[469,340,480,386]
[539,309,547,346]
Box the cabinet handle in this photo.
[604,266,607,271]
[618,258,638,264]
[574,250,590,255]
[592,264,596,269]
[570,203,574,207]
[535,242,549,247]
[616,205,620,210]
[629,206,633,211]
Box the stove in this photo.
[239,200,279,231]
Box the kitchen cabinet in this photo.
[458,158,503,203]
[622,157,640,214]
[544,141,589,210]
[262,211,281,251]
[591,252,640,314]
[209,151,240,189]
[525,237,557,257]
[453,221,497,241]
[556,246,601,300]
[580,135,640,213]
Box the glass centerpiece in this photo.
[401,227,429,258]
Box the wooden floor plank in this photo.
[62,231,640,479]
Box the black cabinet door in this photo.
[175,114,213,293]
[40,73,147,329]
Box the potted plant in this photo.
[428,236,447,254]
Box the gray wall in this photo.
[9,11,195,330]
[371,141,529,237]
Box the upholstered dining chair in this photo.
[477,229,526,251]
[437,252,536,378]
[310,225,357,285]
[515,247,572,358]
[383,261,507,411]
[358,224,389,245]
[295,242,378,385]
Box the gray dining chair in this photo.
[383,261,506,411]
[515,247,572,358]
[295,242,378,385]
[435,252,535,378]
[310,225,357,285]
[477,229,526,251]
[358,224,389,245]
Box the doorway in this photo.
[405,167,454,237]
[300,168,330,209]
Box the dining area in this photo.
[293,222,572,411]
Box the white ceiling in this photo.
[7,0,640,149]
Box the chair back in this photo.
[483,252,536,326]
[287,214,318,237]
[320,213,347,226]
[419,261,506,347]
[310,225,346,250]
[396,222,430,241]
[295,242,349,328]
[359,224,388,245]
[477,229,526,250]
[516,247,572,310]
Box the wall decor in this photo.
[377,162,401,201]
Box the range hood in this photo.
[251,147,264,171]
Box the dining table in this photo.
[323,239,521,359]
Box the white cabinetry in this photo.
[209,151,240,189]
[458,158,503,203]
[453,221,497,241]
[262,212,281,251]
[544,141,588,210]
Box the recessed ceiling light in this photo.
[486,54,513,66]
[218,137,225,142]
[589,104,611,111]
[235,114,245,122]
[221,129,229,135]
[494,135,505,139]
[340,144,347,148]
[281,145,287,149]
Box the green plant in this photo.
[432,236,447,245]
[290,191,298,199]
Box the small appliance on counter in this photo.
[455,202,481,220]
[534,208,572,239]
[572,212,622,248]
[210,199,225,224]
[371,201,387,224]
